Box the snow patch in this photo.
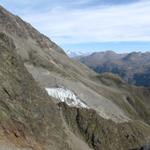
[45,87,88,108]
[66,50,91,58]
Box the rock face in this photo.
[75,51,150,87]
[60,103,150,150]
[130,144,150,150]
[0,5,150,150]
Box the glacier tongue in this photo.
[45,87,88,108]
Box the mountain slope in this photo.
[0,32,66,149]
[0,32,94,150]
[76,51,150,87]
[0,5,150,150]
[0,4,150,125]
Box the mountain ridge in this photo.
[75,51,150,87]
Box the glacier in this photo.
[45,87,88,108]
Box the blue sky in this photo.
[1,0,150,53]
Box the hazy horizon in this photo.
[62,42,150,54]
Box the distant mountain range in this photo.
[75,50,150,87]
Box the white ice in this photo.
[45,87,88,108]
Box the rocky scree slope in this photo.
[0,32,84,150]
[0,32,149,150]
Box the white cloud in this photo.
[21,0,150,44]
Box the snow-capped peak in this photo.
[66,50,91,58]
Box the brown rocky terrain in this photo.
[60,103,150,150]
